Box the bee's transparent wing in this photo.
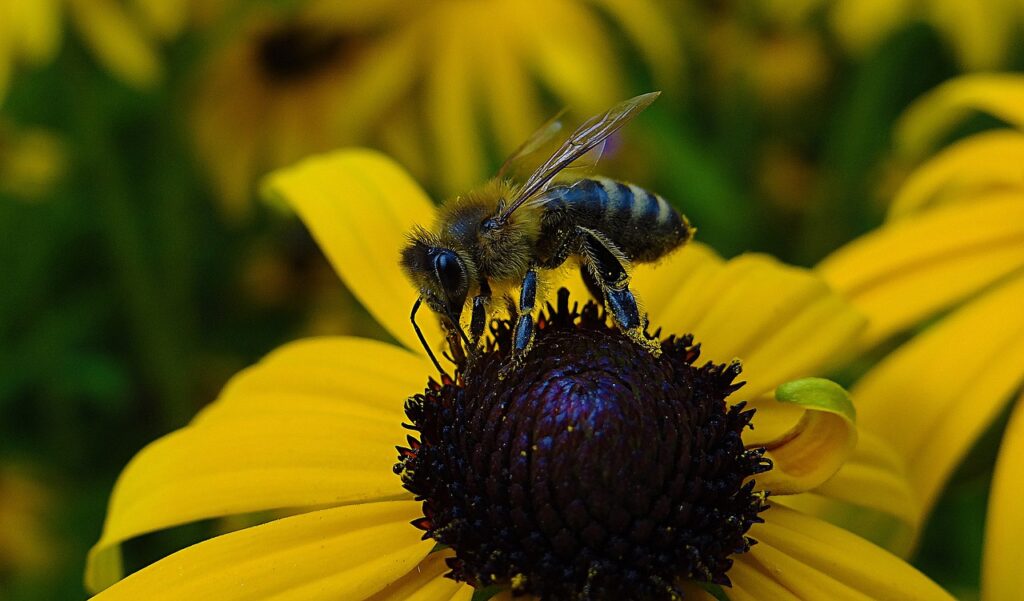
[497,91,661,221]
[496,110,566,180]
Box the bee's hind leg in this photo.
[499,267,538,379]
[577,227,661,356]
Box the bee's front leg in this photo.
[500,267,538,379]
[469,279,492,350]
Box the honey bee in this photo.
[401,92,693,375]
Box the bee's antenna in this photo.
[411,296,449,377]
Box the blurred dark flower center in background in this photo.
[256,25,350,83]
[396,290,771,600]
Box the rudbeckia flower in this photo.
[0,0,193,100]
[190,0,682,217]
[815,74,1024,595]
[827,0,1020,70]
[86,150,953,600]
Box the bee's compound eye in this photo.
[433,251,466,296]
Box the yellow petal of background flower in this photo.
[745,379,857,496]
[889,130,1024,219]
[592,0,684,94]
[365,550,471,601]
[133,0,187,39]
[739,504,954,600]
[817,194,1024,348]
[828,0,912,59]
[87,336,424,592]
[90,501,432,599]
[853,273,1024,520]
[926,0,1011,70]
[645,247,866,398]
[263,150,442,354]
[427,9,483,193]
[896,74,1024,160]
[7,0,61,64]
[982,392,1024,601]
[67,0,162,88]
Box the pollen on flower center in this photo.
[395,289,772,600]
[255,25,350,82]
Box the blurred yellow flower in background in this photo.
[190,0,683,218]
[0,0,196,102]
[825,0,1019,70]
[0,119,65,199]
[0,465,56,576]
[813,75,1024,593]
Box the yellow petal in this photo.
[647,247,865,398]
[87,336,425,592]
[776,428,920,554]
[523,0,621,114]
[263,150,442,355]
[889,130,1024,219]
[365,549,469,601]
[591,0,684,93]
[853,272,1024,520]
[982,393,1024,601]
[828,0,912,58]
[925,0,1012,70]
[90,501,432,599]
[745,379,857,495]
[740,504,954,600]
[426,10,483,194]
[896,74,1024,160]
[132,0,187,39]
[196,336,430,425]
[817,193,1024,348]
[67,0,162,88]
[7,0,61,64]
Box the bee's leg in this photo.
[579,263,603,302]
[411,297,449,377]
[577,227,661,356]
[469,279,492,350]
[500,267,538,378]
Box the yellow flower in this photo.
[815,74,1024,595]
[190,0,682,217]
[827,0,1019,70]
[0,119,65,199]
[85,150,952,600]
[0,0,195,103]
[0,465,56,575]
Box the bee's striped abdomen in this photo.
[544,177,692,262]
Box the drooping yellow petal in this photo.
[817,193,1024,348]
[739,504,954,600]
[263,150,442,355]
[776,429,920,554]
[132,0,187,39]
[889,130,1024,219]
[744,379,857,496]
[896,74,1024,160]
[7,0,61,64]
[854,273,1024,520]
[982,393,1024,601]
[647,246,865,398]
[87,336,426,592]
[90,501,431,599]
[66,0,162,88]
[365,550,470,601]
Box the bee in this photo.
[401,92,693,376]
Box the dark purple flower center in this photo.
[256,25,350,83]
[396,290,771,600]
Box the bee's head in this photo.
[401,229,476,320]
